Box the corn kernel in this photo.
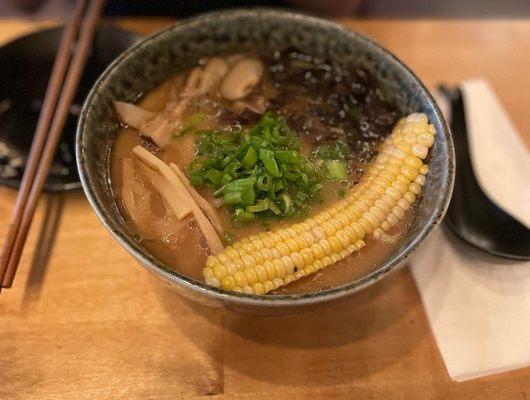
[404,191,416,203]
[221,276,236,290]
[277,229,291,241]
[255,265,268,283]
[301,248,314,265]
[355,239,366,250]
[217,253,231,264]
[213,264,227,279]
[387,213,399,226]
[306,218,318,228]
[374,199,391,213]
[241,254,256,269]
[244,268,258,285]
[203,267,214,279]
[234,271,247,286]
[319,239,332,255]
[418,133,434,147]
[281,256,295,273]
[252,283,265,295]
[290,252,305,269]
[263,261,276,280]
[301,231,315,245]
[205,256,219,268]
[261,235,275,247]
[369,206,385,222]
[373,228,384,240]
[336,231,351,248]
[401,165,419,181]
[260,248,273,261]
[328,236,342,253]
[415,174,426,186]
[225,261,237,275]
[311,243,325,259]
[224,247,239,260]
[276,242,290,256]
[312,226,326,240]
[348,224,363,240]
[362,212,379,229]
[273,259,287,278]
[273,278,284,288]
[249,252,263,265]
[242,285,253,294]
[263,281,275,293]
[285,238,299,253]
[358,218,373,234]
[409,182,421,194]
[385,187,402,201]
[270,248,282,259]
[205,277,221,288]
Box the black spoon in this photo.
[439,86,530,260]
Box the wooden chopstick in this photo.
[0,0,106,290]
[0,0,87,289]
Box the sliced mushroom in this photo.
[139,114,178,149]
[220,58,264,101]
[139,57,230,148]
[182,57,230,98]
[113,101,155,129]
[233,95,267,115]
[197,57,229,95]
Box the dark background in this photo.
[3,0,530,18]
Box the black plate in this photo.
[0,25,141,192]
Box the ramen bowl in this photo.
[76,9,454,315]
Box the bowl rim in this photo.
[76,8,454,308]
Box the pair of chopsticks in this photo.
[0,0,106,292]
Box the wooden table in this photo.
[1,18,529,400]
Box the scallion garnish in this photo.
[188,112,339,224]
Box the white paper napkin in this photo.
[410,80,530,382]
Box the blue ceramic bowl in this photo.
[77,9,454,315]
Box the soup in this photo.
[110,50,435,295]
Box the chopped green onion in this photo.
[280,193,292,213]
[234,208,256,223]
[259,148,281,177]
[205,169,223,185]
[268,201,282,215]
[246,199,270,212]
[223,191,243,205]
[284,171,299,182]
[275,150,300,164]
[220,173,233,185]
[241,146,258,169]
[188,112,331,225]
[313,140,350,160]
[257,175,272,191]
[326,160,348,180]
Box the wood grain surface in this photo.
[1,18,529,400]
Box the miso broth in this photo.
[110,50,431,295]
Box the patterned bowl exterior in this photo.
[77,9,454,315]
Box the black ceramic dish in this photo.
[0,25,140,192]
[77,9,454,315]
[440,86,530,260]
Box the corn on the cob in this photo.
[202,113,436,294]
